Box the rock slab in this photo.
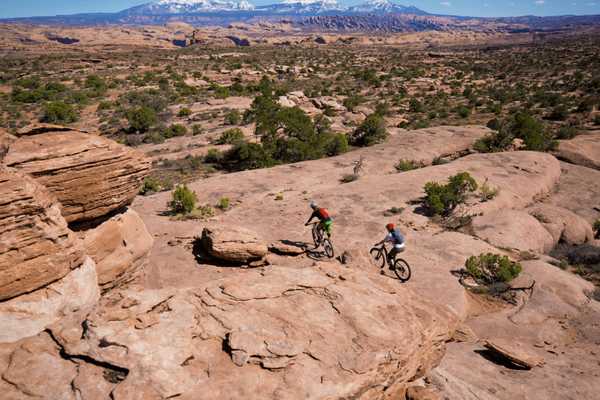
[201,226,268,263]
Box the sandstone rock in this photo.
[312,96,345,112]
[472,210,555,253]
[45,264,455,399]
[555,132,600,170]
[83,208,153,290]
[528,204,594,245]
[4,128,151,224]
[201,226,268,263]
[483,339,544,369]
[0,128,14,161]
[0,168,83,301]
[268,240,305,256]
[406,386,442,400]
[0,256,99,343]
[278,95,296,108]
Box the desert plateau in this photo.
[1,0,600,399]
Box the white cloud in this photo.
[535,0,545,5]
[440,1,451,6]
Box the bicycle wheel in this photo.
[312,225,322,247]
[393,258,412,282]
[370,248,385,269]
[323,239,334,259]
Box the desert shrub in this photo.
[343,95,365,111]
[474,112,555,153]
[547,105,569,121]
[340,173,359,183]
[465,253,523,284]
[455,105,471,118]
[216,197,230,210]
[216,128,244,145]
[127,106,157,133]
[119,89,168,114]
[178,107,192,117]
[143,131,165,144]
[349,113,387,147]
[169,184,197,215]
[140,176,161,195]
[163,124,187,138]
[324,133,349,156]
[486,118,500,130]
[204,148,224,164]
[98,101,113,111]
[555,125,578,140]
[223,142,275,170]
[479,179,499,202]
[423,172,478,216]
[41,101,78,123]
[395,159,424,172]
[409,98,424,113]
[224,109,241,125]
[85,74,107,96]
[192,125,204,136]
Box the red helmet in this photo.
[386,223,395,231]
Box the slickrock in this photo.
[471,210,555,253]
[4,126,151,223]
[555,131,600,170]
[201,226,268,263]
[0,256,99,343]
[0,168,83,301]
[528,204,594,245]
[406,386,443,400]
[41,263,456,399]
[483,339,544,369]
[83,208,153,291]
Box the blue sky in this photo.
[1,0,599,18]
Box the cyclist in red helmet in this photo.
[374,223,405,269]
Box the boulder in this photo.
[4,127,151,224]
[555,132,600,170]
[0,168,83,301]
[268,240,305,256]
[312,96,345,112]
[0,256,99,343]
[201,226,268,263]
[406,386,442,400]
[83,208,153,291]
[472,210,555,254]
[528,204,594,245]
[278,96,296,108]
[483,339,544,369]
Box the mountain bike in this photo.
[370,244,411,282]
[306,222,334,259]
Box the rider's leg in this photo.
[323,220,332,238]
[388,247,398,268]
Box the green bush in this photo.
[223,142,274,170]
[479,179,499,202]
[555,126,578,140]
[340,173,359,183]
[205,148,224,164]
[343,95,365,112]
[224,109,241,125]
[216,128,244,145]
[127,106,157,133]
[409,98,424,113]
[216,197,230,210]
[41,101,78,124]
[423,172,478,216]
[163,124,187,138]
[140,176,161,195]
[349,113,387,147]
[455,106,471,118]
[465,253,523,284]
[169,185,197,215]
[178,107,192,117]
[395,159,424,172]
[474,112,555,153]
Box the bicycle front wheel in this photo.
[393,259,412,282]
[323,239,334,259]
[312,225,322,247]
[370,248,385,269]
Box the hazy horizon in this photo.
[1,0,599,19]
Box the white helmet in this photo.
[310,201,318,209]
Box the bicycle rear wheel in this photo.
[370,248,385,269]
[393,258,411,282]
[323,239,334,259]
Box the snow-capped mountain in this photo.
[349,0,427,15]
[123,0,254,15]
[257,0,345,14]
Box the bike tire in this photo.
[393,258,412,282]
[312,225,323,248]
[323,239,334,259]
[370,248,385,269]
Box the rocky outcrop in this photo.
[201,226,268,263]
[528,204,594,245]
[36,263,456,399]
[0,128,13,161]
[483,339,544,369]
[0,168,84,301]
[83,208,153,291]
[555,132,600,170]
[4,126,151,224]
[0,256,99,343]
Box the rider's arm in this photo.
[305,211,317,225]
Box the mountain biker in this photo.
[375,223,405,269]
[305,201,333,238]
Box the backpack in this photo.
[318,208,330,220]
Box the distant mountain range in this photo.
[1,0,599,33]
